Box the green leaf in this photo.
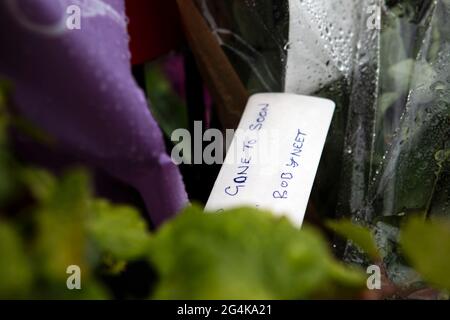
[88,200,151,261]
[148,205,365,299]
[400,217,450,292]
[0,149,19,206]
[387,59,415,94]
[33,169,91,282]
[144,63,188,139]
[0,222,33,298]
[21,168,56,202]
[327,220,380,261]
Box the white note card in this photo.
[205,93,335,226]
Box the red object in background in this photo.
[126,0,184,65]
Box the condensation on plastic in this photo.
[285,0,360,94]
[199,0,361,95]
[199,0,449,289]
[340,0,450,288]
[198,0,289,93]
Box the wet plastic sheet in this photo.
[198,0,289,92]
[285,0,360,94]
[341,0,450,287]
[200,0,449,288]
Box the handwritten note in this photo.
[205,93,335,227]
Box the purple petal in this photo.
[0,0,188,225]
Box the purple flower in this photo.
[0,0,188,225]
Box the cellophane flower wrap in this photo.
[200,0,449,288]
[341,0,450,288]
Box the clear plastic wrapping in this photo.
[200,0,449,289]
[342,0,450,288]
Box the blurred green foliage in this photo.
[144,63,188,139]
[0,223,33,298]
[148,205,365,299]
[0,167,109,299]
[328,217,450,296]
[401,217,450,292]
[88,200,152,261]
[327,220,380,261]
